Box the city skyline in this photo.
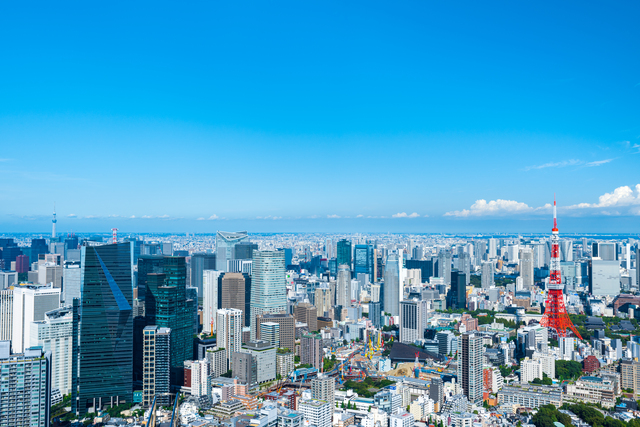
[1,2,639,233]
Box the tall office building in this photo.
[216,231,249,272]
[235,242,258,260]
[190,252,216,295]
[142,326,171,407]
[31,306,73,396]
[559,240,573,262]
[77,243,133,415]
[12,285,60,353]
[481,261,494,289]
[221,272,246,326]
[0,290,11,343]
[336,264,351,308]
[145,257,193,387]
[260,322,280,347]
[294,302,318,332]
[637,246,640,288]
[203,269,223,334]
[137,255,164,301]
[473,240,487,266]
[519,248,534,289]
[446,270,466,310]
[311,375,335,414]
[250,250,286,340]
[301,333,323,370]
[255,313,295,351]
[459,253,471,286]
[337,239,352,269]
[0,342,51,427]
[437,251,452,285]
[458,332,483,404]
[354,244,374,282]
[592,242,617,261]
[62,262,81,303]
[383,253,400,316]
[588,259,621,296]
[405,259,434,283]
[488,238,498,259]
[369,301,382,328]
[232,351,257,386]
[217,308,243,370]
[314,286,332,318]
[30,238,49,266]
[240,340,276,384]
[400,300,428,344]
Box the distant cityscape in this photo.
[0,207,639,427]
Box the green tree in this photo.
[556,360,583,381]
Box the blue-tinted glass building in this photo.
[78,242,133,414]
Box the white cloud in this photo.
[84,215,100,219]
[141,215,153,219]
[392,212,420,218]
[208,214,219,220]
[524,159,581,171]
[586,159,613,167]
[327,214,340,219]
[356,214,364,218]
[130,215,136,219]
[445,199,533,217]
[67,214,77,218]
[566,184,640,214]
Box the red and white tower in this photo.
[540,197,582,339]
[111,228,118,244]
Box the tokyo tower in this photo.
[539,197,583,340]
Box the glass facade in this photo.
[145,257,193,387]
[354,244,373,281]
[250,251,286,339]
[215,231,249,271]
[336,239,351,268]
[78,243,133,414]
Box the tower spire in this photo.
[540,196,582,340]
[52,203,57,239]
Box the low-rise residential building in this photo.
[389,411,414,427]
[299,399,331,427]
[565,376,616,408]
[497,384,562,409]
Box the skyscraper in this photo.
[145,256,192,387]
[354,244,374,282]
[31,306,73,396]
[446,270,466,310]
[250,250,286,340]
[12,285,60,353]
[0,342,51,427]
[481,261,494,289]
[399,300,428,344]
[458,332,483,404]
[459,253,471,286]
[336,264,351,308]
[0,289,12,341]
[216,231,249,272]
[383,253,400,316]
[519,248,534,289]
[217,308,243,371]
[142,326,171,407]
[221,272,246,326]
[203,269,223,334]
[437,251,452,285]
[77,243,133,414]
[190,252,216,294]
[336,239,352,269]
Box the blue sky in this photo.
[1,1,639,233]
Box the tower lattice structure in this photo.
[540,198,582,340]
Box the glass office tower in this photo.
[77,243,133,415]
[354,244,374,282]
[215,231,249,271]
[145,257,193,387]
[337,239,352,269]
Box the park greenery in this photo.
[342,377,395,398]
[323,354,338,372]
[564,403,640,427]
[531,373,553,386]
[531,404,572,427]
[555,360,583,381]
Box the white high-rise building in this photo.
[457,332,483,404]
[30,306,73,395]
[481,261,494,289]
[0,289,12,341]
[12,285,60,353]
[62,263,81,303]
[336,264,351,307]
[217,308,243,370]
[215,231,249,272]
[384,253,400,316]
[250,250,286,340]
[519,248,534,289]
[399,300,428,344]
[38,262,62,288]
[203,269,223,334]
[311,375,335,415]
[390,412,415,427]
[185,358,209,397]
[488,238,498,259]
[559,337,575,360]
[521,357,543,383]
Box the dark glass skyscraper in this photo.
[405,259,434,282]
[77,243,133,415]
[145,257,193,387]
[446,270,467,310]
[354,244,374,281]
[337,239,352,269]
[190,252,216,295]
